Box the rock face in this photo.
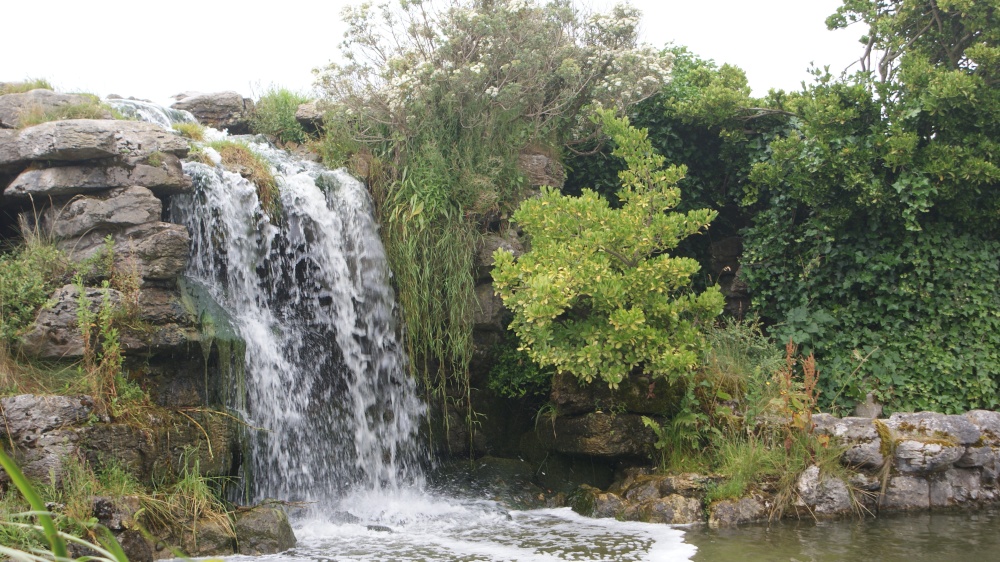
[41,185,162,238]
[5,155,191,198]
[233,504,297,555]
[61,221,191,283]
[171,91,254,134]
[0,90,110,129]
[518,149,564,189]
[0,119,189,166]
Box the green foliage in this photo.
[487,337,553,399]
[0,79,53,94]
[0,239,70,343]
[318,0,673,440]
[494,111,722,388]
[739,0,1000,413]
[250,87,310,145]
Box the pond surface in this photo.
[221,492,1000,562]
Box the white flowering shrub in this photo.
[314,0,673,436]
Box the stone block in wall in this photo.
[60,221,191,283]
[40,185,162,239]
[894,439,965,474]
[5,153,191,199]
[880,475,930,510]
[813,414,884,468]
[929,468,992,507]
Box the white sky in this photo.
[1,0,864,105]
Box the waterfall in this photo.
[170,135,426,506]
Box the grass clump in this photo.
[0,79,54,95]
[250,87,310,145]
[17,94,116,128]
[172,122,206,141]
[206,140,280,218]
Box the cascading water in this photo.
[171,136,425,505]
[119,100,695,560]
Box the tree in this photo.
[493,110,722,387]
[740,0,1000,413]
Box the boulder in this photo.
[0,90,109,129]
[795,465,852,515]
[635,494,703,524]
[4,153,192,198]
[295,101,324,131]
[60,221,191,283]
[234,503,297,555]
[40,185,162,239]
[887,411,981,446]
[12,429,80,483]
[0,119,189,167]
[571,484,626,518]
[708,497,767,528]
[893,439,965,474]
[171,91,253,134]
[178,518,234,557]
[0,394,94,439]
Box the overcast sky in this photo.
[1,0,863,105]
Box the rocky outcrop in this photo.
[40,185,162,238]
[171,91,253,134]
[0,90,111,129]
[518,148,564,189]
[295,101,324,132]
[0,119,189,166]
[61,221,191,283]
[5,155,191,198]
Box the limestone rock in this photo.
[473,283,509,332]
[0,129,18,166]
[929,468,992,507]
[41,186,162,239]
[0,90,109,129]
[637,494,703,524]
[887,411,981,446]
[813,413,884,469]
[61,221,190,283]
[518,149,563,189]
[14,429,80,483]
[795,465,852,515]
[0,119,189,167]
[894,439,965,474]
[178,519,234,557]
[0,394,94,439]
[4,153,192,198]
[295,101,324,131]
[234,503,297,555]
[475,229,523,282]
[550,370,678,416]
[571,484,626,518]
[171,91,253,134]
[880,475,930,510]
[19,285,124,359]
[708,497,767,528]
[546,413,652,457]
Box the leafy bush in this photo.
[250,87,310,145]
[487,337,553,399]
[494,110,722,387]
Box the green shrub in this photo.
[494,110,722,388]
[250,87,309,145]
[487,338,553,399]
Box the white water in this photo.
[121,103,698,560]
